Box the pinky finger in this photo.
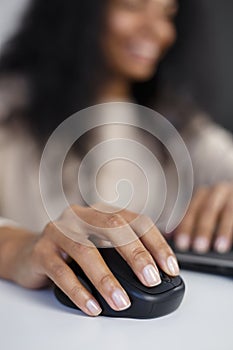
[44,255,102,316]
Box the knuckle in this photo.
[69,284,83,300]
[70,242,89,256]
[139,214,151,223]
[50,263,68,279]
[106,214,124,228]
[33,239,45,257]
[44,221,56,236]
[70,204,79,211]
[138,214,153,226]
[131,246,148,263]
[69,204,81,213]
[128,214,154,234]
[98,273,114,289]
[156,238,173,254]
[32,235,53,260]
[41,221,62,244]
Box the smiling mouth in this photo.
[127,41,160,63]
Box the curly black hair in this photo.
[0,1,108,142]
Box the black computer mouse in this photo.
[54,248,185,319]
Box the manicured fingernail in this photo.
[112,289,131,310]
[214,237,230,254]
[86,299,102,316]
[167,256,180,275]
[142,264,161,286]
[193,237,209,253]
[175,233,190,251]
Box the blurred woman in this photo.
[0,0,232,316]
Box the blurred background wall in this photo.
[166,0,233,132]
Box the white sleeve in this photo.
[0,124,23,229]
[0,217,21,228]
[180,114,233,188]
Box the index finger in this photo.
[119,209,180,277]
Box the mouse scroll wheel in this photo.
[159,270,171,282]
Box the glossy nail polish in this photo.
[167,256,180,275]
[86,299,102,315]
[142,264,161,286]
[112,289,131,310]
[214,237,230,254]
[175,233,190,251]
[193,237,209,253]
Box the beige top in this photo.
[0,111,232,234]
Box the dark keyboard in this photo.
[167,239,233,277]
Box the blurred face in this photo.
[102,0,178,81]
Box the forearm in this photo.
[0,226,36,282]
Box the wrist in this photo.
[0,226,36,282]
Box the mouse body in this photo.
[54,248,185,319]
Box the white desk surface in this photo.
[1,270,232,350]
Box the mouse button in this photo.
[142,280,175,294]
[159,270,171,282]
[99,249,175,294]
[101,252,175,294]
[158,267,182,287]
[114,270,174,294]
[169,275,182,287]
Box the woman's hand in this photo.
[174,182,233,253]
[6,203,179,317]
